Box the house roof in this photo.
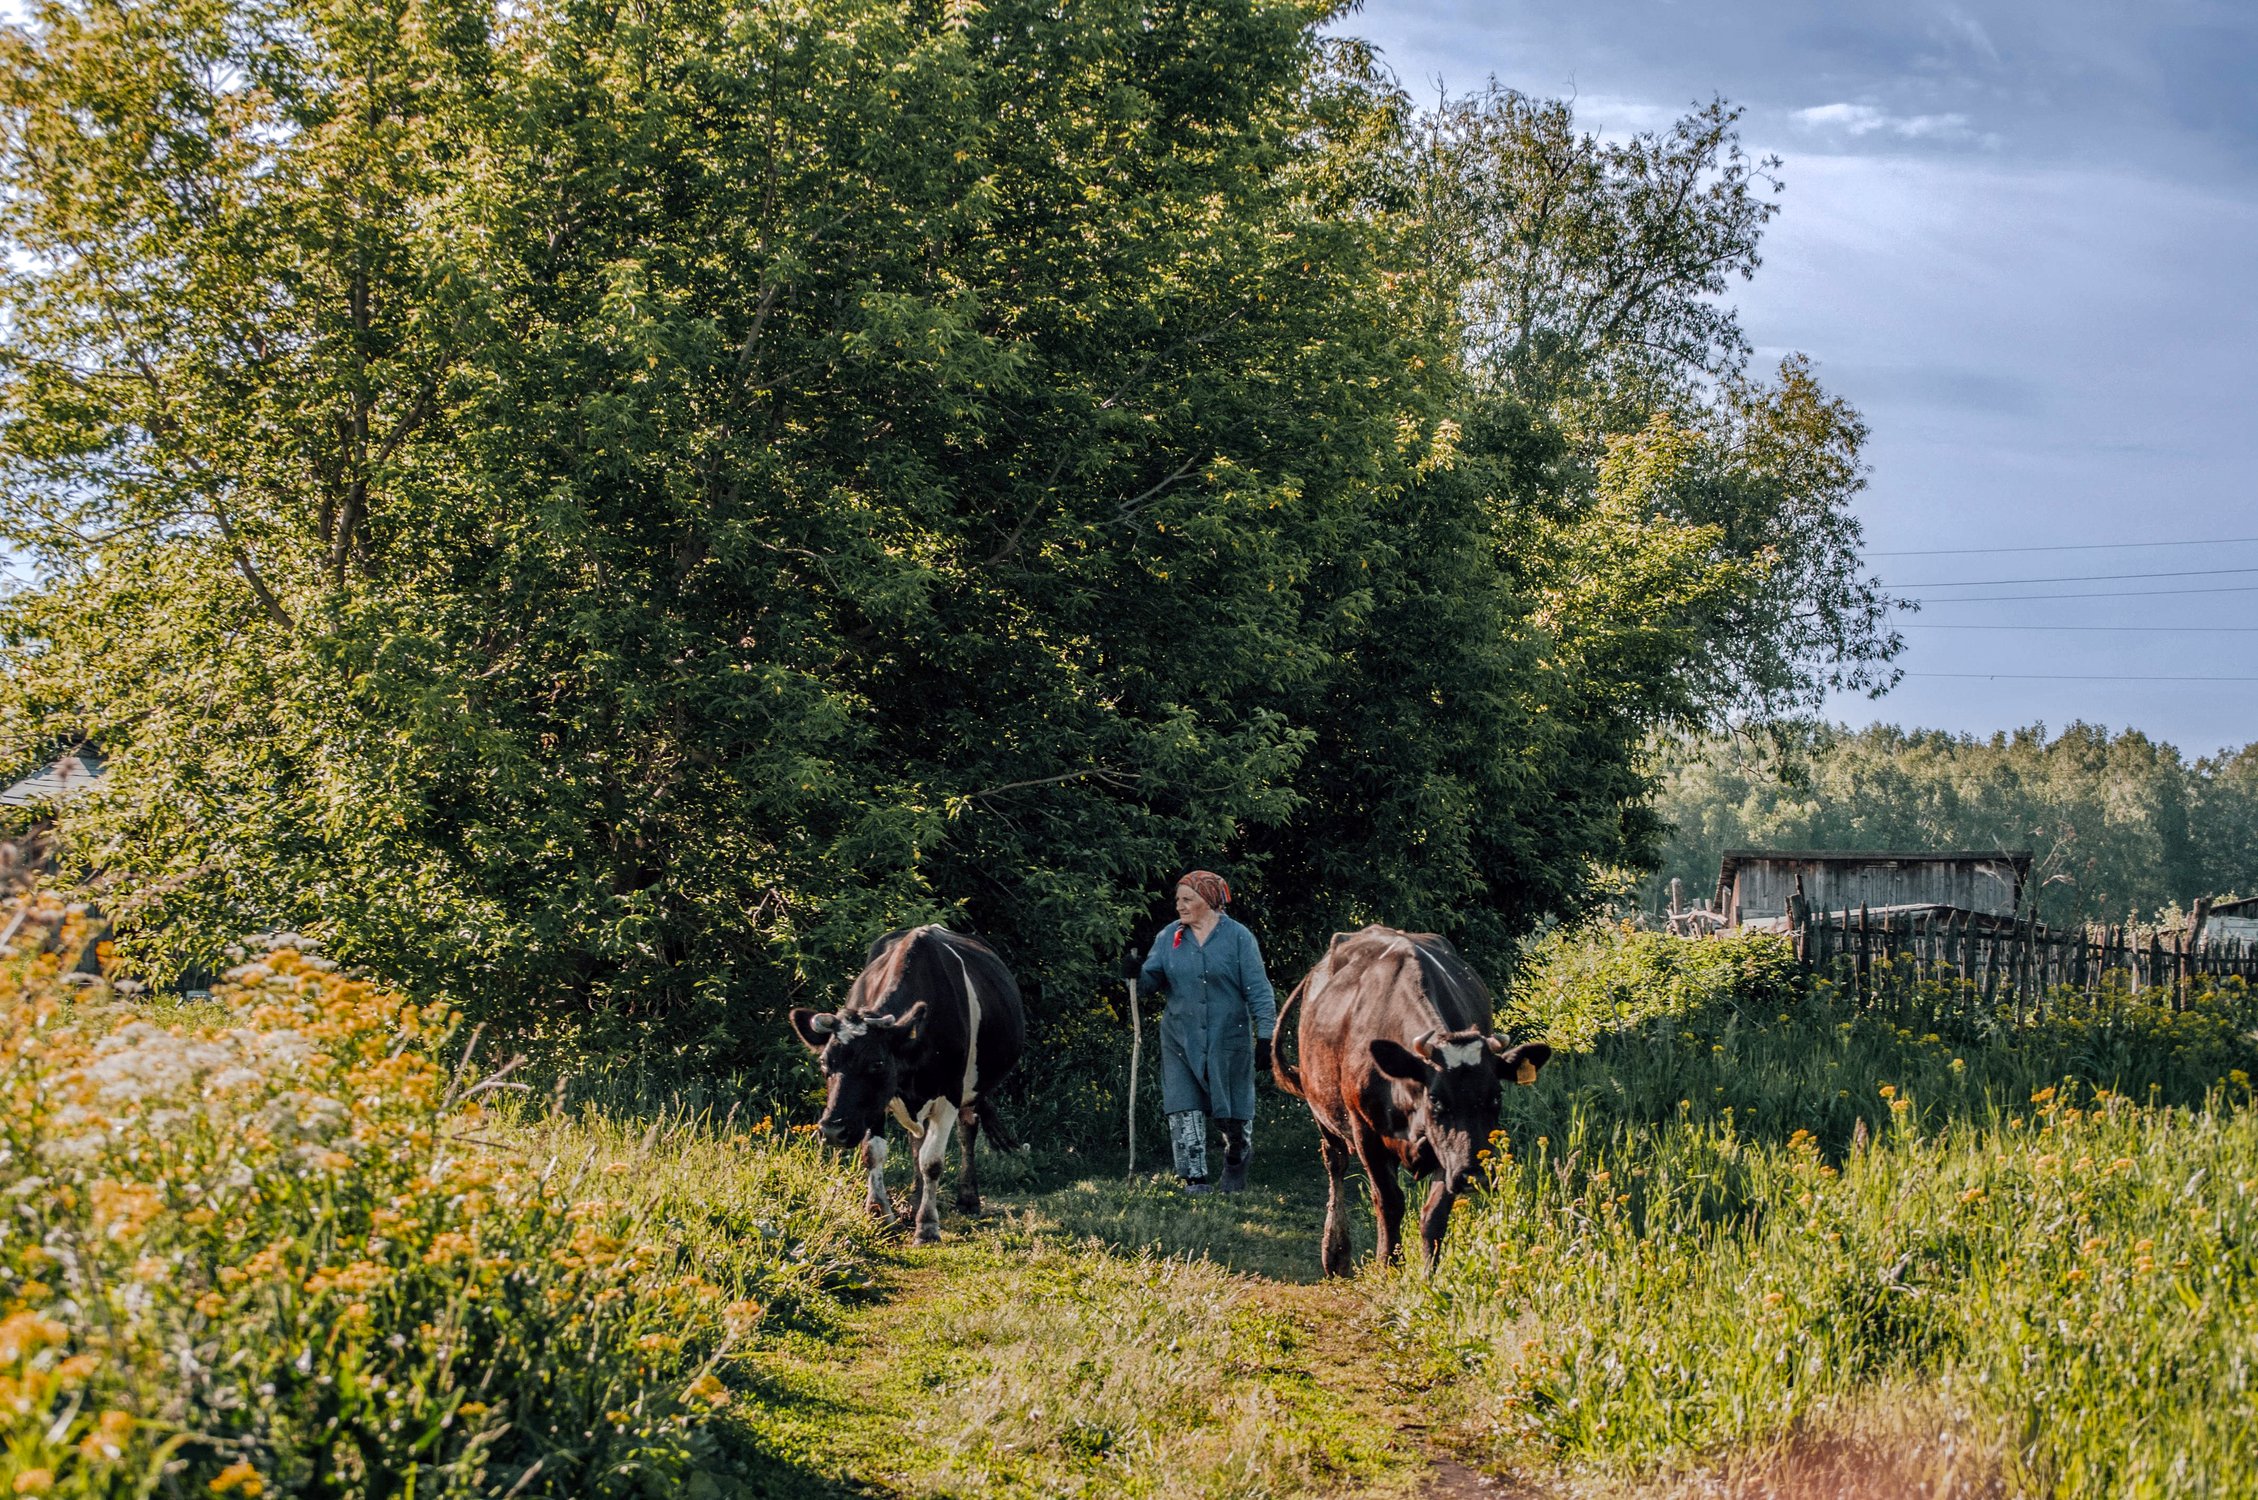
[0,747,104,810]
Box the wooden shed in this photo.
[1712,849,2031,928]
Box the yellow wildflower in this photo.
[0,1310,67,1362]
[78,1410,133,1462]
[684,1371,730,1407]
[13,1471,55,1495]
[208,1462,264,1496]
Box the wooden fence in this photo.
[1792,902,2258,1023]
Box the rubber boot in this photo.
[1217,1117,1250,1193]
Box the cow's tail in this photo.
[974,1094,1026,1154]
[1270,972,1311,1099]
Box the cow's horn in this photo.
[1414,1029,1444,1058]
[810,1012,842,1035]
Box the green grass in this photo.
[728,1097,1442,1499]
[1388,927,2258,1497]
[33,923,2258,1497]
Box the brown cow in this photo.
[1273,925,1551,1274]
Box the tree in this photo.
[0,0,1436,1066]
[1,3,1902,1098]
[1648,722,2230,925]
[1249,81,1903,961]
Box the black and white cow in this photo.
[789,924,1026,1243]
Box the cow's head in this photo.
[1370,1029,1552,1194]
[790,1003,928,1148]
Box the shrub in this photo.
[0,941,884,1497]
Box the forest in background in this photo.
[0,0,1897,1096]
[1650,721,2258,926]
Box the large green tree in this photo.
[0,3,1898,1085]
[1248,81,1903,958]
[1,0,1440,1060]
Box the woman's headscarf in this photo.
[1177,869,1231,911]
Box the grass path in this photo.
[733,1103,1531,1498]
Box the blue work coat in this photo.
[1139,914,1277,1120]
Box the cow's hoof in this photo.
[955,1197,984,1217]
[913,1226,943,1246]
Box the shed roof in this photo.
[1717,848,2033,869]
[0,748,104,810]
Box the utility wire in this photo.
[1905,583,2258,603]
[1902,672,2258,683]
[1869,536,2258,558]
[1889,564,2258,588]
[1897,623,2258,633]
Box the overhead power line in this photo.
[1898,623,2258,633]
[1904,583,2258,603]
[1890,564,2258,588]
[1869,536,2258,558]
[1902,672,2258,683]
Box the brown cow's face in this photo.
[790,1003,928,1147]
[1372,1031,1552,1195]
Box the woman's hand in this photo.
[1254,1036,1273,1075]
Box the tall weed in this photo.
[0,942,885,1497]
[1403,927,2258,1495]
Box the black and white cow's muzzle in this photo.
[816,1076,891,1149]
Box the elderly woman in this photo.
[1139,870,1276,1194]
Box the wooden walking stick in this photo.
[1121,942,1144,1176]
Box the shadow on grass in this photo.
[720,1347,895,1499]
[972,1095,1372,1284]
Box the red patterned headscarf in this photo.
[1176,870,1230,910]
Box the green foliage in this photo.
[1401,923,2258,1494]
[0,0,1897,1112]
[0,0,1436,1064]
[1650,721,2258,924]
[0,945,891,1497]
[1504,924,1803,1052]
[1408,86,1902,721]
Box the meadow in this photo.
[9,911,2258,1497]
[1399,928,2258,1496]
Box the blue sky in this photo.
[1342,1,2258,758]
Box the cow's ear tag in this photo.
[1515,1059,1538,1085]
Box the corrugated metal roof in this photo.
[0,749,103,810]
[1717,849,2034,866]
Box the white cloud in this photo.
[1794,102,1975,140]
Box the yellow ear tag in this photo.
[1515,1060,1538,1085]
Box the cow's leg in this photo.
[1355,1130,1407,1265]
[1318,1125,1356,1277]
[1418,1179,1458,1272]
[859,1135,893,1221]
[955,1102,984,1214]
[910,1097,957,1244]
